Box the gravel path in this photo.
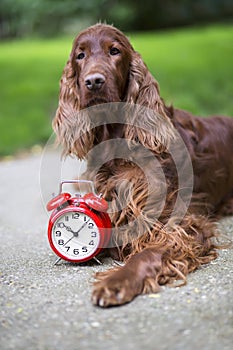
[0,152,232,350]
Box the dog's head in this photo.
[53,24,175,159]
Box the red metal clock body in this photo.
[47,180,111,263]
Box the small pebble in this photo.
[91,322,100,328]
[148,293,161,298]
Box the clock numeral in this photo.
[88,222,94,229]
[65,216,69,221]
[82,246,88,253]
[57,223,64,228]
[72,213,79,219]
[73,249,79,255]
[65,246,70,252]
[58,239,64,245]
[83,216,87,222]
[91,232,97,237]
[89,240,94,246]
[55,230,62,236]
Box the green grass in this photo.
[0,24,233,157]
[130,25,233,115]
[0,37,72,156]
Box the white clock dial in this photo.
[51,211,100,260]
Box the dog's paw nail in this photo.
[98,298,105,307]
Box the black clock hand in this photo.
[60,224,77,246]
[63,235,75,247]
[59,219,91,247]
[73,218,91,237]
[62,220,90,236]
[59,222,77,235]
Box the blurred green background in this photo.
[0,0,232,158]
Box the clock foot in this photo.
[93,256,103,265]
[53,257,62,265]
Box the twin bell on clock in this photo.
[47,180,111,263]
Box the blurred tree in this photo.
[0,0,232,38]
[120,0,233,30]
[0,0,108,38]
[0,0,30,38]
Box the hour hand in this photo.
[61,224,76,234]
[66,226,74,233]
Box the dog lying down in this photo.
[52,24,233,307]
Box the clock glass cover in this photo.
[51,211,100,261]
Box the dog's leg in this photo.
[91,215,219,307]
[92,248,162,307]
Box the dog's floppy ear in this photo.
[52,58,80,153]
[52,57,94,159]
[125,52,175,153]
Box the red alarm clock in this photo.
[47,180,111,263]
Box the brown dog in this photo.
[53,24,233,307]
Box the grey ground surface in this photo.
[0,151,233,350]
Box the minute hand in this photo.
[73,218,91,237]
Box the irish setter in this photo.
[53,23,233,307]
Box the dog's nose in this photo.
[85,73,105,90]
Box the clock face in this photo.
[50,210,101,261]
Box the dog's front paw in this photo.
[91,271,141,307]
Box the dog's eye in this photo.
[110,47,120,56]
[76,52,85,60]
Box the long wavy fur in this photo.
[52,24,232,305]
